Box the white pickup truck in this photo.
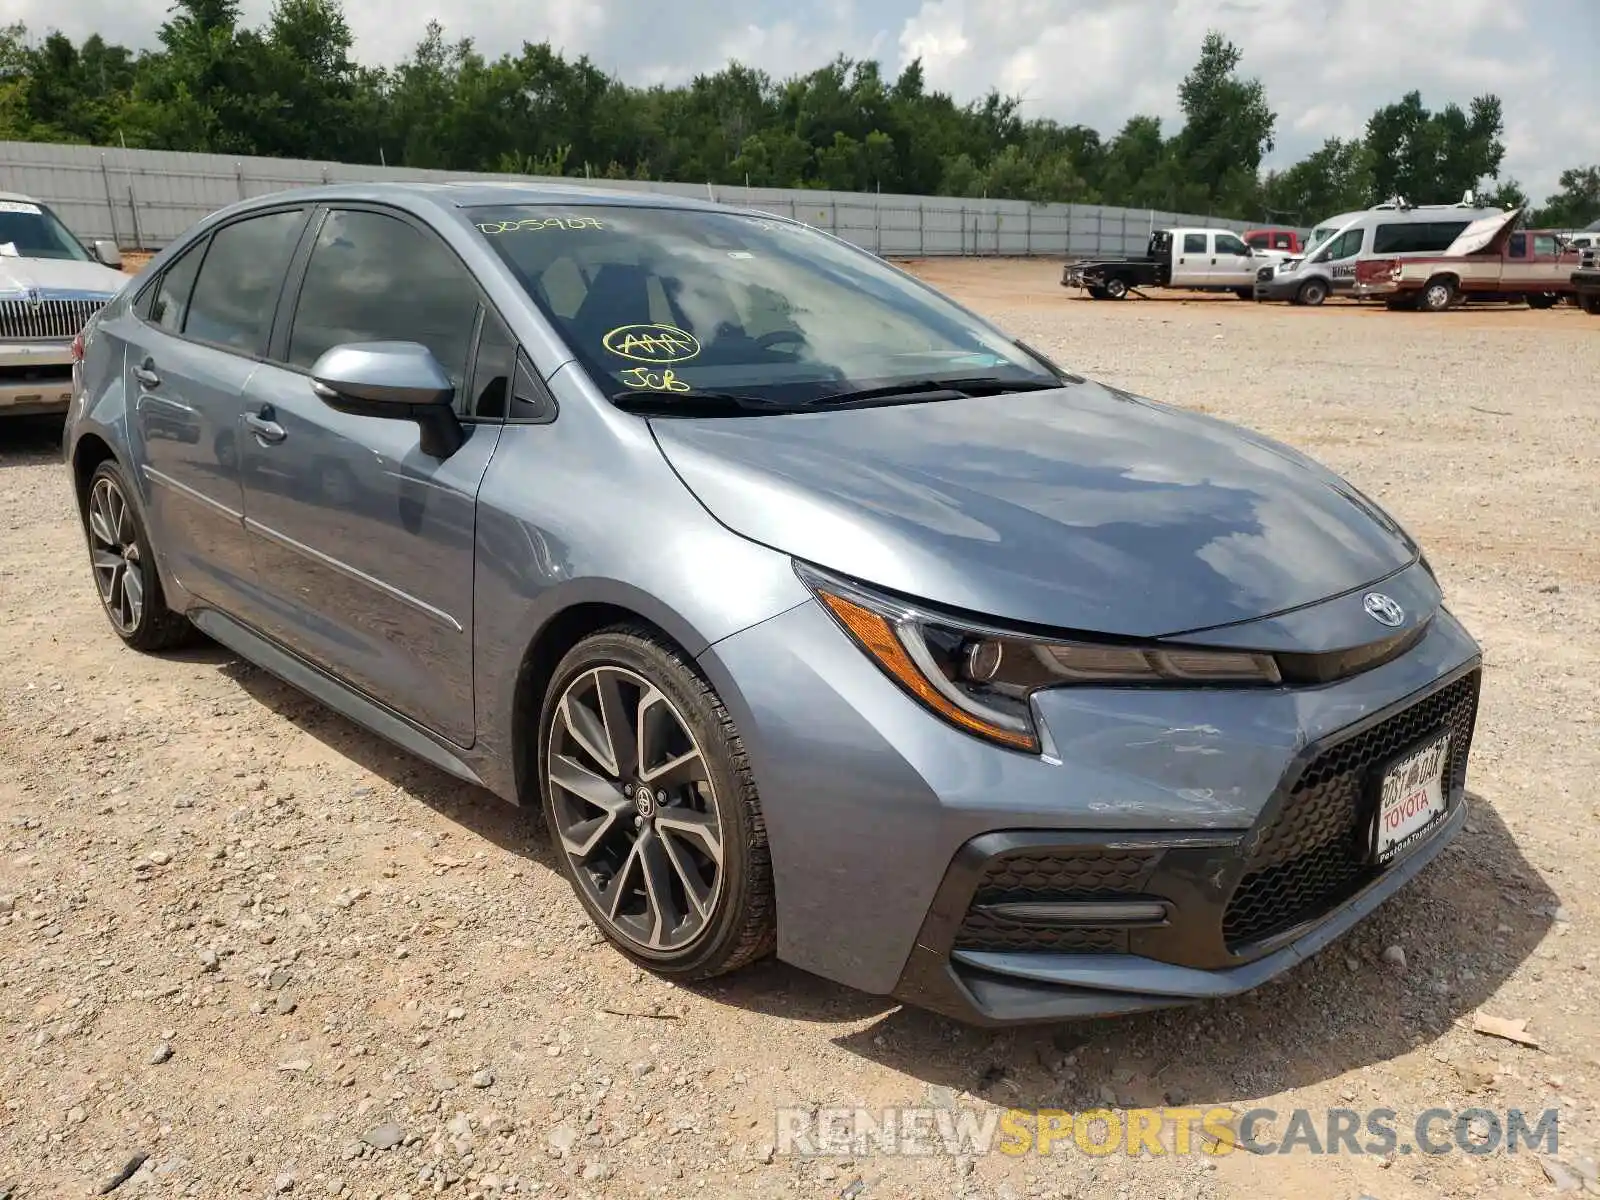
[1,193,129,417]
[1062,227,1290,300]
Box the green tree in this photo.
[1172,32,1275,214]
[1365,91,1505,205]
[1529,166,1600,229]
[1263,137,1374,223]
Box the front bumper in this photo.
[1252,267,1306,301]
[895,665,1478,1024]
[700,572,1483,1023]
[0,342,75,415]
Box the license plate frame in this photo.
[1370,733,1452,865]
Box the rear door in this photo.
[1173,233,1208,286]
[1210,231,1256,285]
[235,205,503,746]
[127,208,307,612]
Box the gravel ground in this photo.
[2,260,1598,1200]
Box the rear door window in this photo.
[1183,233,1206,254]
[183,210,305,352]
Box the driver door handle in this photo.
[245,409,286,444]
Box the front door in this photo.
[129,209,307,611]
[1209,231,1256,286]
[235,206,501,747]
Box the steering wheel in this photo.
[753,329,807,352]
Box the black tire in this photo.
[1420,276,1457,312]
[1295,279,1328,307]
[1581,293,1600,316]
[81,460,195,652]
[1526,293,1558,310]
[1103,276,1129,300]
[1384,296,1418,311]
[1235,288,1255,301]
[1086,285,1108,300]
[537,627,775,980]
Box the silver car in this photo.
[65,183,1483,1025]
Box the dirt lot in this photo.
[2,260,1598,1200]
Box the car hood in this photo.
[649,381,1418,638]
[0,256,126,300]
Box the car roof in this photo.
[0,190,41,204]
[229,180,735,215]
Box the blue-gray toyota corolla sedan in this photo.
[64,183,1481,1025]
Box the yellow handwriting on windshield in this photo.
[475,217,605,234]
[619,368,691,392]
[602,324,702,364]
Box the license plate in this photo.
[1372,734,1451,863]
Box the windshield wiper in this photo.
[609,389,791,415]
[799,375,1062,409]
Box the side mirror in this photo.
[92,239,123,268]
[310,341,463,458]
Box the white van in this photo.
[1254,200,1507,305]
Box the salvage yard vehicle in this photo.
[1244,227,1304,255]
[1254,199,1505,306]
[66,183,1483,1026]
[1061,227,1279,300]
[1574,248,1600,315]
[1355,209,1582,311]
[1,192,127,417]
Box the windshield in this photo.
[472,204,1058,407]
[0,200,92,262]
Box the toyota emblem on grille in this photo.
[1363,592,1405,627]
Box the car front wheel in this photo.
[83,461,194,651]
[538,628,775,980]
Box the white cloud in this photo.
[10,0,1598,203]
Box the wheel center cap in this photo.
[633,785,655,819]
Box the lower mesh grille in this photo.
[954,848,1159,953]
[1222,670,1480,951]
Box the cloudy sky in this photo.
[20,0,1600,202]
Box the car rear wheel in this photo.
[1103,277,1129,300]
[1421,277,1458,312]
[1525,293,1558,310]
[83,461,195,652]
[1295,279,1328,307]
[1581,293,1600,316]
[538,628,775,980]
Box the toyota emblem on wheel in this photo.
[1363,592,1405,627]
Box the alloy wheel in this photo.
[87,476,144,634]
[546,665,724,953]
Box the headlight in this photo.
[797,565,1281,754]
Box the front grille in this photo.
[954,848,1159,952]
[1222,670,1480,951]
[0,298,105,341]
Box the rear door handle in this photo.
[245,410,286,444]
[132,363,160,389]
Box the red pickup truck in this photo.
[1244,228,1304,255]
[1355,209,1581,311]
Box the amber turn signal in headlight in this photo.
[798,563,1282,754]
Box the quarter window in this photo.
[469,308,517,420]
[1183,233,1206,254]
[184,210,304,352]
[288,210,478,399]
[147,240,206,333]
